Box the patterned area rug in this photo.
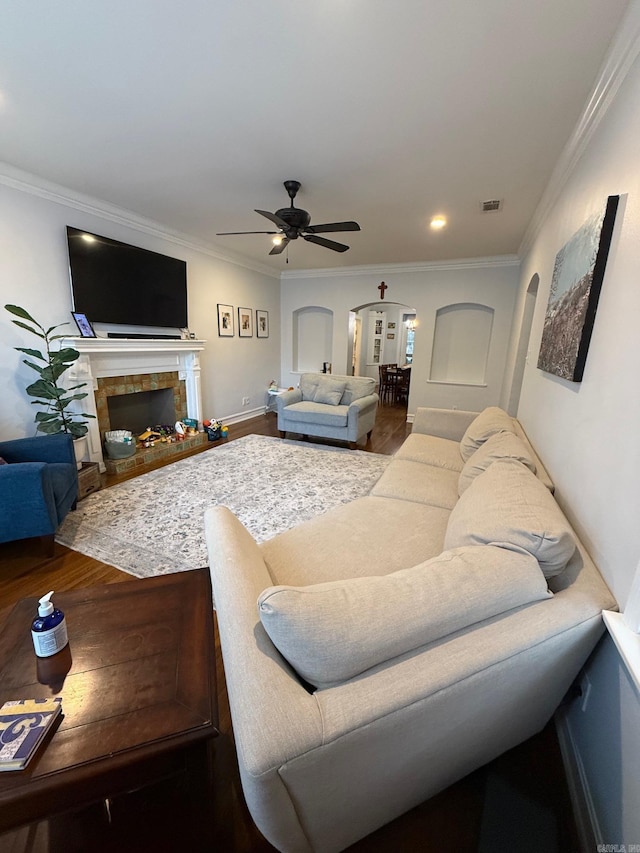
[56,435,390,578]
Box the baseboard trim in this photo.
[554,709,601,851]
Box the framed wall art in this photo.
[217,304,234,337]
[238,307,253,337]
[537,194,619,382]
[256,309,269,338]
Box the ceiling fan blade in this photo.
[304,221,361,234]
[216,230,279,235]
[255,209,289,228]
[269,238,290,256]
[303,234,350,253]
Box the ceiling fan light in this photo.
[272,234,284,245]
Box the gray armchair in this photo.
[277,373,378,449]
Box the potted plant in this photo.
[5,305,95,461]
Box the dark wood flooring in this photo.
[0,403,580,852]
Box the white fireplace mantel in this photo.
[62,337,206,470]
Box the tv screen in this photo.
[67,227,188,329]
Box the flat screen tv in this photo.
[67,227,188,329]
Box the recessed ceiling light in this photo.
[430,216,447,230]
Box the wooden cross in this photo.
[378,281,387,300]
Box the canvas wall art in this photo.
[537,195,619,382]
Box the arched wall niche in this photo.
[292,306,334,373]
[430,302,494,385]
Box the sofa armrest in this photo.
[347,393,378,418]
[412,407,478,441]
[204,507,323,775]
[0,463,58,534]
[276,388,302,412]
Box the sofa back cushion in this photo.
[458,432,537,495]
[258,544,551,688]
[445,458,575,578]
[459,406,515,461]
[299,374,376,406]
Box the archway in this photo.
[508,274,539,413]
[347,301,416,378]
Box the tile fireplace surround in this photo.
[62,337,206,472]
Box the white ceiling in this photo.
[0,1,630,272]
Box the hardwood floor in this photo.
[0,403,580,851]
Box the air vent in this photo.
[480,199,502,213]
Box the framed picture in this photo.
[217,304,234,337]
[387,322,396,329]
[238,307,253,337]
[71,311,96,338]
[256,309,269,338]
[387,333,395,340]
[537,194,619,382]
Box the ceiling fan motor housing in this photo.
[275,206,311,238]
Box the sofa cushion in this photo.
[458,432,537,495]
[445,458,575,578]
[314,378,347,406]
[340,375,376,405]
[394,433,464,472]
[258,545,551,687]
[260,495,449,586]
[299,374,321,402]
[281,401,349,428]
[370,459,459,510]
[459,406,515,461]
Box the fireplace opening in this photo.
[107,388,177,436]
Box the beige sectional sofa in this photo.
[205,406,616,853]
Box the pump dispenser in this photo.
[31,591,68,658]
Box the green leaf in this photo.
[15,347,45,361]
[52,348,80,363]
[68,423,89,438]
[11,320,45,338]
[34,411,61,422]
[37,420,65,435]
[5,304,37,324]
[46,324,70,336]
[26,379,61,400]
[21,359,46,375]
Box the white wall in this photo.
[0,174,280,439]
[280,262,520,413]
[512,8,640,844]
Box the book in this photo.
[0,698,62,771]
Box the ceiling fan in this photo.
[216,180,361,255]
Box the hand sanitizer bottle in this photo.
[31,591,69,658]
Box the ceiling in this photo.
[0,1,629,272]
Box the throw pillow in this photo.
[445,458,575,578]
[299,374,320,402]
[0,457,7,465]
[314,379,347,406]
[458,432,537,495]
[459,406,515,461]
[258,544,551,688]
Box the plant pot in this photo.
[73,436,89,470]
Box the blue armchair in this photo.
[0,434,78,554]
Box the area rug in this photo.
[56,435,390,578]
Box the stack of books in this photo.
[0,698,62,771]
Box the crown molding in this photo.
[0,162,280,279]
[519,0,640,258]
[280,254,520,280]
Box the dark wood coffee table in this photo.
[0,569,218,850]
